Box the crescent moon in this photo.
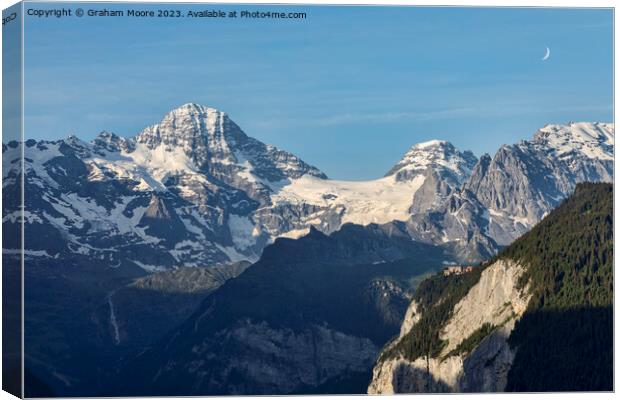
[542,47,550,61]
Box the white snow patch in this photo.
[3,211,43,224]
[415,139,446,149]
[228,214,259,250]
[3,249,56,258]
[535,122,614,161]
[215,243,255,263]
[129,259,167,272]
[86,142,198,191]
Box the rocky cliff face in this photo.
[154,320,379,395]
[468,122,613,244]
[389,140,477,215]
[368,324,517,393]
[368,259,531,394]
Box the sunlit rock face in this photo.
[368,259,531,394]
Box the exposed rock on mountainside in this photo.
[130,260,251,293]
[390,140,478,217]
[138,193,188,245]
[368,259,529,393]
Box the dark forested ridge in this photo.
[382,182,613,392]
[502,182,613,309]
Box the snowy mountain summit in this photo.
[533,121,614,160]
[386,140,478,184]
[531,122,614,180]
[3,103,614,270]
[135,103,327,185]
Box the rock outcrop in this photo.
[368,259,531,394]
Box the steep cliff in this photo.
[368,259,529,393]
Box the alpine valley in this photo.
[2,103,614,396]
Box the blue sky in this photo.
[23,4,613,180]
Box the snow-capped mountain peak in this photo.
[413,139,448,149]
[533,122,614,161]
[385,139,478,184]
[135,103,236,161]
[166,103,228,132]
[130,103,327,186]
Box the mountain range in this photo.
[2,103,614,270]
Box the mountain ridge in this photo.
[3,103,614,270]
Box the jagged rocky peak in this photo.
[139,192,187,245]
[134,103,242,165]
[386,139,478,183]
[136,103,231,145]
[132,103,326,182]
[59,134,92,157]
[464,153,492,188]
[94,130,120,143]
[534,121,614,143]
[92,131,135,153]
